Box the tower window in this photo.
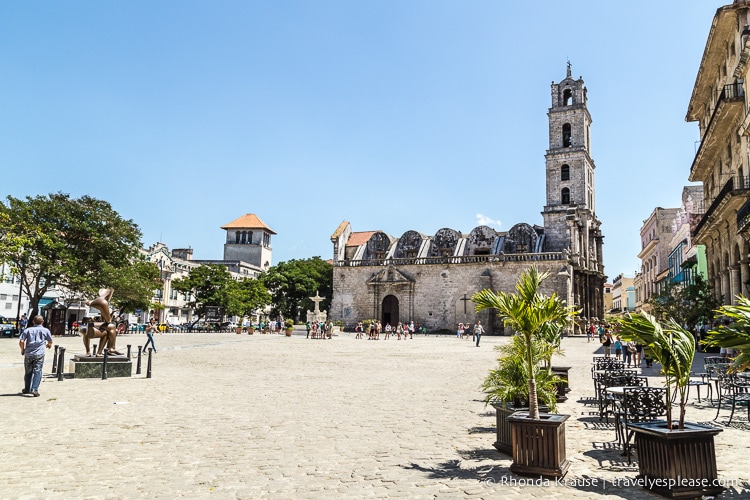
[561,188,571,205]
[562,124,572,147]
[561,164,570,181]
[235,232,241,244]
[247,231,253,244]
[563,89,572,106]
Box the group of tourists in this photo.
[587,321,649,368]
[456,322,485,347]
[353,320,421,340]
[305,321,333,339]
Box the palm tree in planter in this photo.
[482,334,562,454]
[472,266,574,477]
[615,311,724,499]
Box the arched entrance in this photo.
[382,295,399,327]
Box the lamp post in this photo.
[14,267,24,332]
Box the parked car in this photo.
[0,323,19,338]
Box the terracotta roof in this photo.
[220,214,276,234]
[347,231,376,247]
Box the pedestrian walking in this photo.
[474,321,484,347]
[143,316,160,353]
[19,315,53,397]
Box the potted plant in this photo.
[284,319,294,336]
[473,266,574,478]
[615,311,724,499]
[482,334,561,454]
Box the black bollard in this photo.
[92,344,97,356]
[51,345,59,374]
[146,348,152,379]
[136,346,142,375]
[102,349,109,380]
[127,344,132,358]
[57,347,66,381]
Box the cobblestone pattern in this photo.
[1,332,748,499]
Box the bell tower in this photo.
[541,64,605,321]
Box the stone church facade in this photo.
[330,67,606,334]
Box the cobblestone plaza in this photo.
[1,332,749,499]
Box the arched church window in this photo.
[235,232,241,244]
[241,231,247,244]
[561,187,570,204]
[562,124,572,147]
[561,164,570,181]
[247,231,253,244]
[563,88,572,106]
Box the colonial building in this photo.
[611,274,635,314]
[687,1,750,305]
[192,213,276,279]
[666,186,707,288]
[637,207,681,310]
[330,67,606,333]
[143,213,276,324]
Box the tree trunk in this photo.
[528,378,540,419]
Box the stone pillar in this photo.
[730,264,741,304]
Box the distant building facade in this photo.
[330,67,606,333]
[637,207,681,311]
[143,213,276,324]
[666,186,707,288]
[611,274,635,314]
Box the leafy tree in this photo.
[224,277,272,319]
[101,257,161,316]
[261,257,332,321]
[472,267,574,420]
[0,193,143,318]
[648,274,720,329]
[171,264,234,322]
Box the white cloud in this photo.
[476,214,502,228]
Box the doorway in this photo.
[382,295,399,327]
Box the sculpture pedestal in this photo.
[69,354,132,378]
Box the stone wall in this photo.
[331,259,569,334]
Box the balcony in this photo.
[689,82,745,182]
[737,195,750,233]
[693,175,750,239]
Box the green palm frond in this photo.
[614,310,696,428]
[703,296,750,371]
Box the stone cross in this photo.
[460,294,472,315]
[310,292,324,313]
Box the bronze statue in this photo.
[82,288,122,356]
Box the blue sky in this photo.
[0,1,720,279]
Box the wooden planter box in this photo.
[551,365,571,402]
[492,403,548,455]
[507,411,570,478]
[629,420,723,499]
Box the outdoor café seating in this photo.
[614,386,668,463]
[591,357,625,393]
[714,373,750,424]
[597,370,647,423]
